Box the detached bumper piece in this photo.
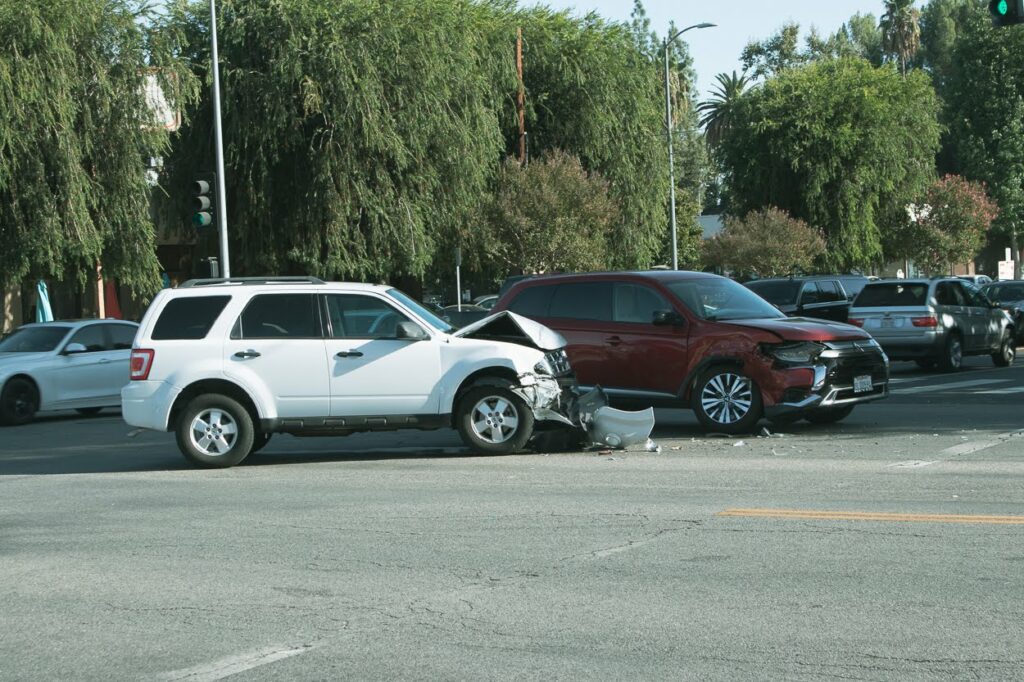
[766,340,889,418]
[512,378,657,450]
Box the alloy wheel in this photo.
[700,372,753,425]
[470,396,520,444]
[188,408,239,456]
[949,337,963,368]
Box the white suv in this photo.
[121,277,581,467]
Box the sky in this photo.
[524,0,885,97]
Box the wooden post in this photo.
[517,27,526,164]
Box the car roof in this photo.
[508,270,723,286]
[170,278,390,295]
[18,319,137,329]
[748,274,866,283]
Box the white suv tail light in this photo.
[130,349,155,380]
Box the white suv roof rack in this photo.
[178,276,326,288]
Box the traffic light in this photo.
[991,0,1024,26]
[192,179,214,228]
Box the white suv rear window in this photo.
[152,296,231,340]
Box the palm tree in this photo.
[880,0,921,76]
[697,71,751,149]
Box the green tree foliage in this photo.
[162,0,677,281]
[702,207,825,277]
[697,71,751,150]
[479,150,618,275]
[719,58,941,270]
[808,14,884,66]
[0,0,196,295]
[881,0,923,76]
[886,175,997,273]
[741,23,804,79]
[945,8,1024,244]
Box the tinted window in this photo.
[816,281,844,303]
[983,283,1024,302]
[853,283,928,307]
[152,296,231,340]
[549,283,612,321]
[0,326,71,352]
[325,294,411,338]
[745,280,801,306]
[935,282,964,306]
[106,324,137,350]
[387,289,453,333]
[234,294,319,339]
[67,325,109,352]
[613,283,671,324]
[507,285,555,318]
[800,283,822,305]
[959,282,988,308]
[839,277,869,298]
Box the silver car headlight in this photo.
[534,349,571,376]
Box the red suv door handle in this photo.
[605,336,622,346]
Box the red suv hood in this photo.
[720,317,870,342]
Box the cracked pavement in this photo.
[1,357,1023,680]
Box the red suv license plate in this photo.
[854,375,873,393]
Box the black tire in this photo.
[75,407,103,417]
[992,330,1015,367]
[1,377,39,426]
[938,332,963,373]
[804,405,855,425]
[175,394,255,468]
[915,359,936,371]
[691,366,764,435]
[250,432,272,453]
[455,386,534,455]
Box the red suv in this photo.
[492,271,889,433]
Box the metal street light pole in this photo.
[664,23,715,270]
[209,0,230,278]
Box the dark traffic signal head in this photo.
[991,0,1024,26]
[192,179,214,228]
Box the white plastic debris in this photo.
[733,440,746,447]
[644,438,661,453]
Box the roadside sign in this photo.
[998,260,1015,280]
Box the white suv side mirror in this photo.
[395,321,428,341]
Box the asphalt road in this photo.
[2,357,1023,680]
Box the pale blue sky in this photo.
[523,0,885,97]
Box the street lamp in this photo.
[208,0,230,277]
[664,22,715,270]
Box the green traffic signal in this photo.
[999,0,1009,15]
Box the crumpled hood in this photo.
[720,317,870,342]
[452,311,566,351]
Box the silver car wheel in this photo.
[188,408,239,456]
[949,336,963,368]
[470,396,520,444]
[701,373,753,425]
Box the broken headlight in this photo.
[534,349,572,376]
[765,341,825,365]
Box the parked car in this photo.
[121,276,633,468]
[981,280,1024,343]
[744,275,867,322]
[958,274,993,286]
[848,278,1015,371]
[492,271,889,433]
[440,303,489,328]
[0,319,139,425]
[473,294,499,310]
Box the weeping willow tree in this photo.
[161,0,675,281]
[0,0,197,295]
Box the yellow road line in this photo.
[717,508,1024,525]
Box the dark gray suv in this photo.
[848,278,1015,371]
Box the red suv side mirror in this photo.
[652,310,685,326]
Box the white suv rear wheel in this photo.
[175,395,255,468]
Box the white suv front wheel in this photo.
[455,386,535,455]
[175,394,255,468]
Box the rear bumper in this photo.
[872,330,944,360]
[121,380,180,431]
[765,343,889,418]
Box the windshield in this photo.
[854,283,928,307]
[983,283,1024,302]
[0,326,71,353]
[667,278,785,321]
[745,280,801,306]
[387,288,455,333]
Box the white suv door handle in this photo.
[336,350,364,358]
[234,350,261,359]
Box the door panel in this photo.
[323,294,441,416]
[53,324,115,405]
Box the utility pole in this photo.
[209,0,231,278]
[517,27,526,164]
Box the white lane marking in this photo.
[939,440,1005,457]
[897,379,1009,395]
[157,645,313,681]
[888,431,1023,470]
[887,460,938,468]
[978,386,1024,395]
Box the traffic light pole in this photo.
[209,0,230,278]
